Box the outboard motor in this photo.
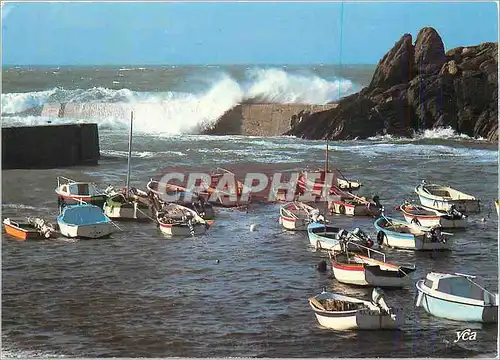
[447,205,466,219]
[372,287,391,314]
[310,209,320,223]
[429,226,445,243]
[337,229,348,240]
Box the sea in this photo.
[1,65,499,358]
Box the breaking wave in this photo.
[1,68,356,135]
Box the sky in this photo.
[1,1,498,65]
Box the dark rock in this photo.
[286,27,498,143]
[369,34,414,89]
[414,27,446,76]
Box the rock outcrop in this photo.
[286,27,498,142]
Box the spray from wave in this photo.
[367,127,488,142]
[1,68,356,134]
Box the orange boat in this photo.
[3,217,55,240]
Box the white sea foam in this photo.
[1,68,354,135]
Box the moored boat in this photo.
[103,111,153,221]
[307,222,343,250]
[103,187,152,221]
[57,203,115,239]
[399,201,467,228]
[309,287,404,330]
[374,216,451,251]
[148,184,216,225]
[328,185,382,217]
[297,169,361,199]
[416,272,498,323]
[414,181,480,214]
[3,217,56,240]
[156,203,209,236]
[279,201,323,231]
[329,240,416,288]
[55,176,107,208]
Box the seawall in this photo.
[41,103,337,136]
[2,123,100,169]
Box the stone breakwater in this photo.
[2,123,100,169]
[286,27,498,142]
[41,103,337,136]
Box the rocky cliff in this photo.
[286,27,498,142]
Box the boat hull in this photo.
[402,213,466,229]
[307,225,341,250]
[57,194,107,208]
[3,223,40,241]
[332,263,411,288]
[312,308,403,330]
[57,221,114,239]
[330,201,381,217]
[279,215,309,231]
[103,202,152,221]
[416,280,497,323]
[159,223,207,236]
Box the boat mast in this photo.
[126,110,134,198]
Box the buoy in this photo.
[216,259,220,264]
[316,260,327,273]
[250,224,257,231]
[481,217,486,222]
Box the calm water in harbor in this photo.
[1,65,498,357]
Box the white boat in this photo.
[309,287,404,330]
[374,216,452,251]
[416,272,498,323]
[495,200,499,216]
[156,203,208,236]
[414,181,480,214]
[279,201,323,230]
[329,240,416,288]
[399,202,467,228]
[328,187,382,217]
[103,187,152,220]
[307,222,343,250]
[308,224,373,251]
[57,203,115,239]
[55,176,107,208]
[147,179,216,224]
[102,111,153,221]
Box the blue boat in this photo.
[415,272,498,323]
[374,216,451,251]
[307,222,342,250]
[57,204,115,239]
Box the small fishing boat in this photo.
[329,240,416,288]
[156,203,209,236]
[103,187,152,221]
[307,224,373,251]
[57,203,115,239]
[297,169,361,198]
[279,201,323,230]
[328,185,382,217]
[55,176,107,208]
[414,181,480,214]
[3,217,56,240]
[399,202,467,228]
[374,216,451,251]
[309,287,404,330]
[416,272,498,323]
[103,112,153,221]
[148,182,216,225]
[307,222,343,250]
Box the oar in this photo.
[309,296,326,311]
